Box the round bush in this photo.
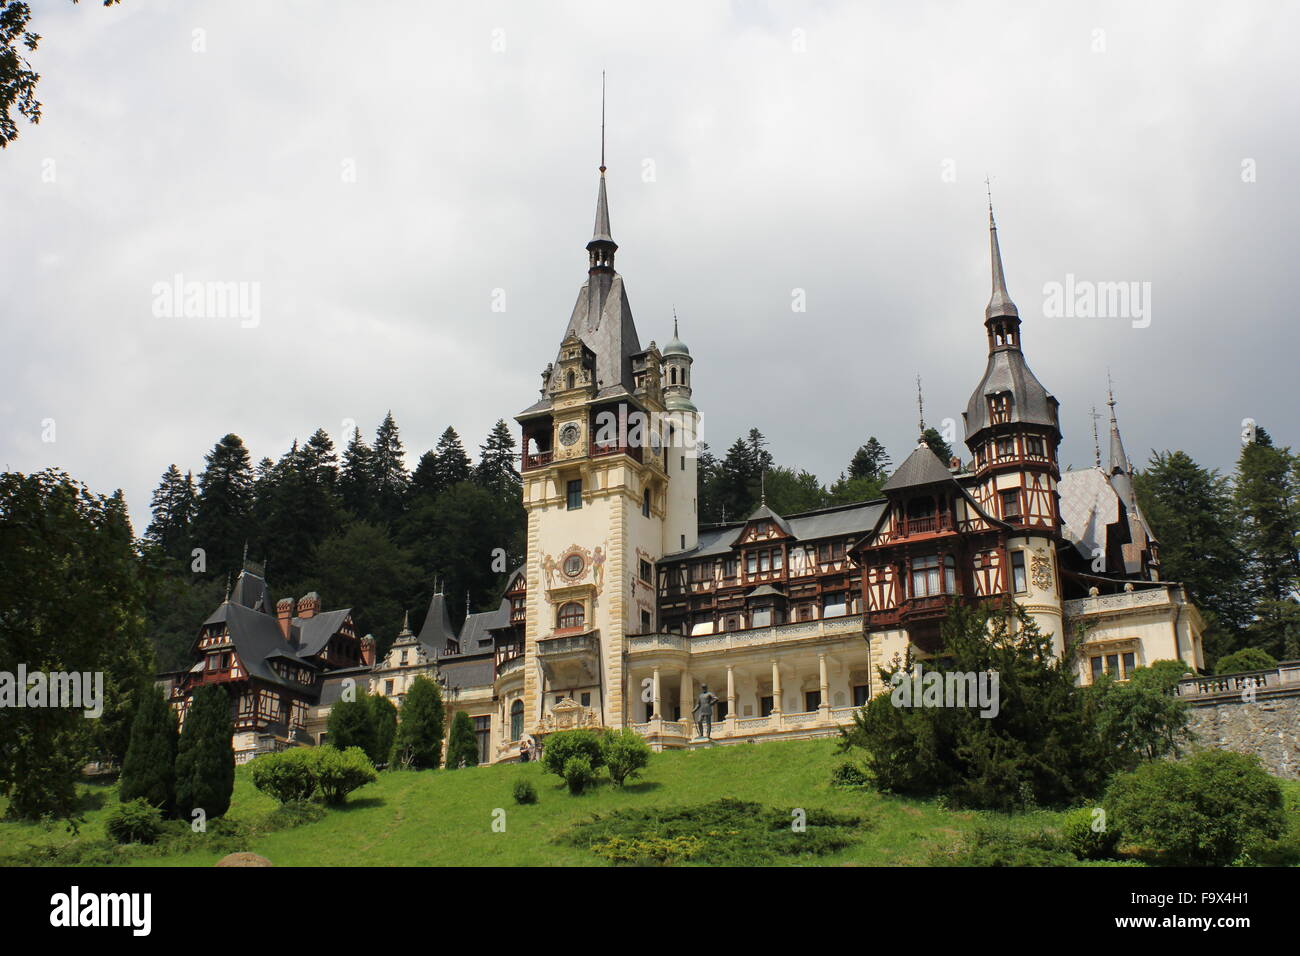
[1214,648,1277,676]
[541,729,606,778]
[563,756,596,795]
[1103,749,1285,865]
[314,746,378,805]
[1061,807,1119,861]
[513,779,538,805]
[601,728,651,787]
[106,798,164,845]
[831,761,871,790]
[250,748,319,803]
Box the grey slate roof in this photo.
[985,210,1019,320]
[555,271,640,396]
[416,592,458,657]
[459,599,512,651]
[439,656,496,692]
[221,602,318,691]
[590,172,613,244]
[881,442,957,492]
[729,502,793,544]
[295,608,352,658]
[963,348,1060,438]
[230,569,271,613]
[665,499,886,561]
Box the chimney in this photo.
[276,597,295,640]
[360,634,376,668]
[297,592,320,619]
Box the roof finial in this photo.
[224,573,231,603]
[600,70,606,174]
[916,374,926,438]
[1090,405,1103,469]
[673,305,678,338]
[760,468,767,507]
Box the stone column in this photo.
[680,668,692,736]
[819,653,831,720]
[652,666,661,721]
[771,660,783,727]
[726,664,736,734]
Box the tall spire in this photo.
[985,183,1019,321]
[1106,374,1132,477]
[587,72,616,269]
[1090,405,1103,469]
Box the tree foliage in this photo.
[174,683,235,820]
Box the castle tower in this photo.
[661,313,699,556]
[515,154,688,733]
[961,202,1066,651]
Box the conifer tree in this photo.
[339,427,375,520]
[922,427,954,465]
[413,426,473,501]
[119,685,178,814]
[174,684,235,819]
[1234,428,1300,659]
[192,434,255,577]
[368,694,398,768]
[391,676,445,769]
[444,710,480,769]
[327,689,377,759]
[145,464,197,562]
[474,419,520,496]
[849,437,891,482]
[371,411,410,525]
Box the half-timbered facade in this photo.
[169,563,374,763]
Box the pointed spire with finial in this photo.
[1090,405,1103,469]
[1106,374,1132,478]
[224,573,231,603]
[588,71,615,259]
[916,374,927,441]
[985,177,1019,322]
[760,468,767,507]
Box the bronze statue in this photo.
[693,684,719,739]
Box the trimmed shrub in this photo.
[831,760,871,790]
[1214,648,1277,676]
[563,756,596,795]
[513,779,538,805]
[250,748,319,803]
[119,685,178,815]
[541,729,605,778]
[601,728,651,787]
[327,690,377,759]
[174,683,235,819]
[368,694,398,768]
[106,799,164,845]
[445,711,480,769]
[1103,749,1285,865]
[1061,807,1119,861]
[314,746,378,805]
[391,675,445,769]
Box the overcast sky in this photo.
[1,0,1296,532]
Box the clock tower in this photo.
[515,160,697,735]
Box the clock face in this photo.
[559,422,581,447]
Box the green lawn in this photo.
[2,738,1296,866]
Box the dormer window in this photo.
[989,392,1012,425]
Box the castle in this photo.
[167,159,1205,765]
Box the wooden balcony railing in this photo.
[521,451,553,471]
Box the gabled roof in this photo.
[729,502,794,545]
[458,599,512,651]
[664,499,886,561]
[881,442,957,492]
[295,608,352,657]
[222,602,316,691]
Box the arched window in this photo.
[557,602,584,630]
[510,699,524,741]
[567,370,575,389]
[670,367,678,385]
[642,488,651,517]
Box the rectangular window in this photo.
[1027,436,1045,457]
[639,559,652,582]
[759,696,774,717]
[566,479,582,510]
[804,691,821,712]
[911,554,941,598]
[853,685,870,707]
[474,716,491,764]
[1090,656,1104,681]
[640,609,652,632]
[1011,551,1027,593]
[385,679,394,695]
[1106,654,1120,676]
[997,437,1015,459]
[580,692,591,707]
[746,552,758,575]
[723,558,738,580]
[772,549,784,570]
[751,606,772,627]
[1122,652,1136,677]
[1001,489,1021,519]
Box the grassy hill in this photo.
[3,737,1297,866]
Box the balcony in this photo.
[589,441,643,463]
[521,450,553,471]
[536,631,600,684]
